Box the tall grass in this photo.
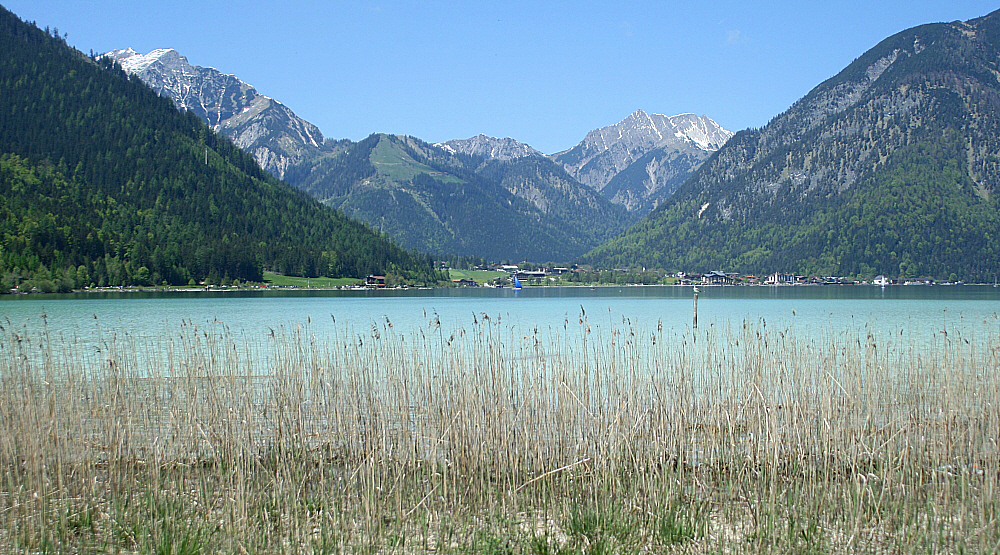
[0,311,998,553]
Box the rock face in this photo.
[104,48,324,179]
[437,134,543,160]
[552,110,732,190]
[584,9,1000,282]
[669,15,1000,223]
[439,113,734,216]
[551,110,733,213]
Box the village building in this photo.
[766,272,795,285]
[701,270,735,285]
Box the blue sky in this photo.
[5,1,998,154]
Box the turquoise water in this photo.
[2,285,998,344]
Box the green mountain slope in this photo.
[475,156,635,239]
[585,9,1000,282]
[101,47,632,263]
[289,134,630,261]
[0,7,440,290]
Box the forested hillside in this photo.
[585,10,1000,282]
[0,7,440,290]
[103,49,637,263]
[289,134,630,261]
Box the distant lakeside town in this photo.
[432,263,966,289]
[5,265,967,295]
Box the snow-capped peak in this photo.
[101,47,324,179]
[586,110,733,153]
[551,109,734,195]
[436,134,542,161]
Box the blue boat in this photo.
[513,275,523,289]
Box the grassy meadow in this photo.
[448,269,508,284]
[263,272,363,288]
[370,138,463,184]
[0,311,998,553]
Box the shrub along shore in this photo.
[1,314,997,553]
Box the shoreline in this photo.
[0,280,990,296]
[2,315,996,553]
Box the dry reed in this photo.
[0,311,998,553]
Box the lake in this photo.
[2,285,998,349]
[5,284,999,555]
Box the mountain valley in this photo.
[106,48,731,260]
[7,5,1000,281]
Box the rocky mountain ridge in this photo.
[103,47,729,258]
[552,110,733,191]
[0,11,439,287]
[437,112,734,214]
[105,48,325,179]
[584,9,1000,281]
[437,134,543,160]
[289,133,631,260]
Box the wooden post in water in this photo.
[693,286,699,329]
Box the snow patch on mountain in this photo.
[551,109,734,196]
[103,48,324,179]
[437,134,543,161]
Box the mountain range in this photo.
[437,134,543,160]
[105,47,731,260]
[16,6,1000,280]
[104,47,331,180]
[585,9,1000,281]
[284,132,630,260]
[551,110,733,212]
[0,7,440,290]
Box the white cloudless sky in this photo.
[4,1,998,154]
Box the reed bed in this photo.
[0,310,998,554]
